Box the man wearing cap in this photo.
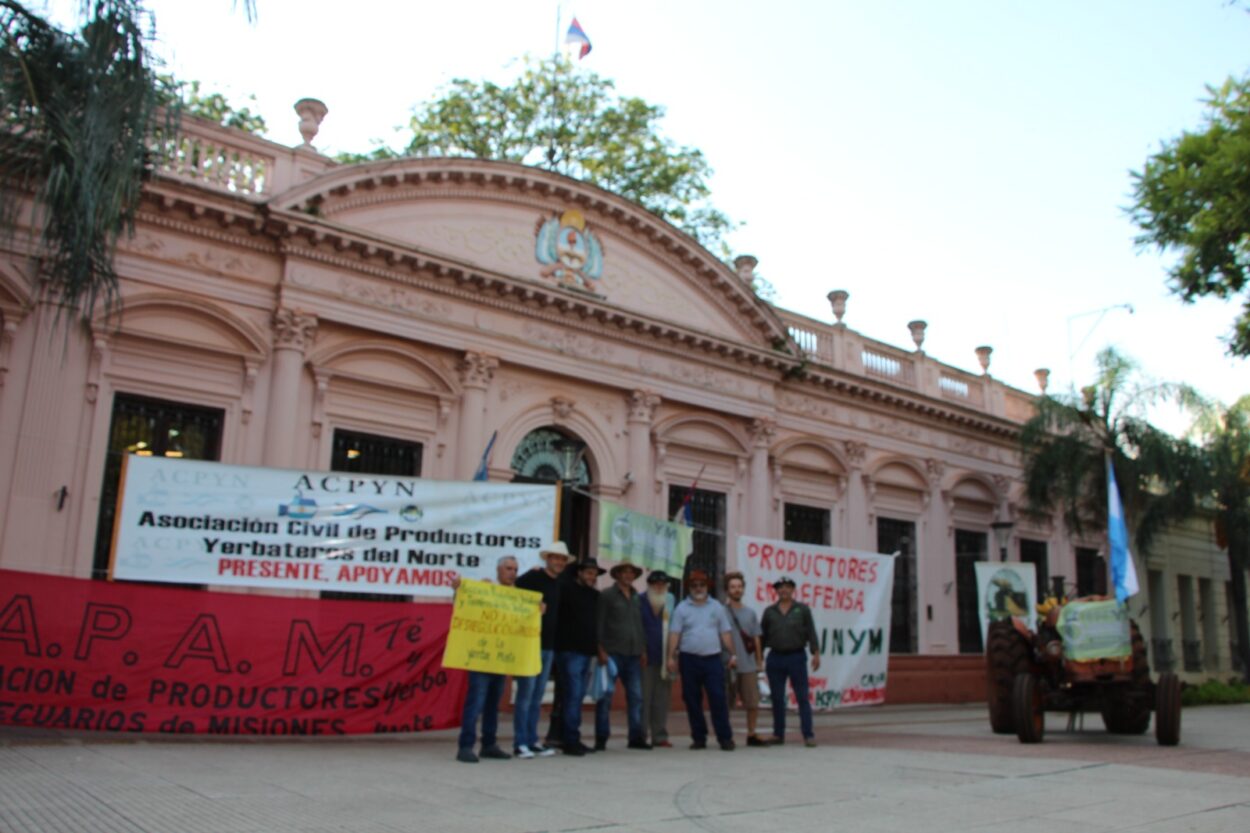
[512,541,573,758]
[556,557,605,756]
[761,575,821,747]
[595,560,648,750]
[639,570,675,747]
[666,570,738,751]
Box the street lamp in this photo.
[554,437,586,482]
[990,520,1014,562]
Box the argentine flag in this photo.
[1107,457,1139,603]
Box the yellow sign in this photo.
[442,579,542,676]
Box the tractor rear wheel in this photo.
[1100,621,1151,735]
[1013,672,1045,744]
[1155,672,1181,746]
[986,620,1031,734]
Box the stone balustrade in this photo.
[777,307,1037,424]
[156,115,337,198]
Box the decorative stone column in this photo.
[457,351,498,479]
[922,458,952,652]
[748,417,777,537]
[626,390,660,512]
[843,440,869,550]
[263,309,317,468]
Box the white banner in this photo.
[738,536,895,710]
[111,457,557,597]
[975,560,1038,644]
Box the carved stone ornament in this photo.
[925,458,946,483]
[627,390,661,423]
[749,416,777,448]
[457,351,498,389]
[272,308,318,353]
[550,395,575,423]
[844,440,868,467]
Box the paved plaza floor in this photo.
[2,703,1248,833]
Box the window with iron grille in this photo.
[1019,538,1049,599]
[1075,547,1106,597]
[322,429,423,603]
[668,485,726,598]
[955,529,987,653]
[877,517,916,654]
[93,394,224,580]
[784,503,830,546]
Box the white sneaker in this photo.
[531,743,556,757]
[514,745,535,759]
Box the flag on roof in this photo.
[1106,457,1139,604]
[565,17,592,60]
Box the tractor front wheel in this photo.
[1155,672,1181,746]
[986,620,1031,734]
[1012,672,1045,744]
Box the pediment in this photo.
[272,158,789,351]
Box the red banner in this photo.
[0,569,466,735]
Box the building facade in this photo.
[0,110,1240,697]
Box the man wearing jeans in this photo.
[556,557,605,756]
[666,569,738,751]
[761,575,821,748]
[454,556,520,763]
[596,560,649,750]
[513,541,573,758]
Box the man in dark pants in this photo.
[666,569,738,751]
[760,575,821,747]
[556,557,605,756]
[596,560,648,750]
[453,556,519,763]
[513,541,572,758]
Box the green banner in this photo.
[597,500,692,575]
[1056,600,1132,662]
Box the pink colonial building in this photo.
[0,107,1236,699]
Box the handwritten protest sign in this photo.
[442,579,541,676]
[739,536,895,709]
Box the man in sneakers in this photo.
[724,571,767,747]
[667,569,738,751]
[512,541,573,758]
[761,575,821,748]
[556,557,605,756]
[596,560,648,750]
[453,556,519,763]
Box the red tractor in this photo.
[985,592,1181,745]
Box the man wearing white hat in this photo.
[512,541,573,758]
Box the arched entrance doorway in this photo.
[511,427,593,558]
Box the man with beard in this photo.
[639,570,675,747]
[761,575,821,747]
[724,571,767,747]
[666,570,737,751]
[556,557,605,756]
[595,560,648,750]
[512,542,573,758]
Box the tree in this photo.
[1020,348,1194,556]
[1129,76,1250,357]
[1179,391,1250,681]
[165,76,267,134]
[0,0,173,324]
[339,55,738,255]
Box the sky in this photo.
[44,1,1250,425]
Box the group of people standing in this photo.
[455,543,823,763]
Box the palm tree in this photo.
[1019,348,1195,557]
[1179,392,1250,681]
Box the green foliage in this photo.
[343,55,738,254]
[1180,678,1250,706]
[0,0,175,324]
[1130,76,1250,357]
[163,76,267,134]
[1019,348,1193,553]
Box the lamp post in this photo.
[990,520,1014,562]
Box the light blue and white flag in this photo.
[1107,457,1139,604]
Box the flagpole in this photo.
[548,2,561,167]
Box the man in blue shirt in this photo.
[666,569,738,750]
